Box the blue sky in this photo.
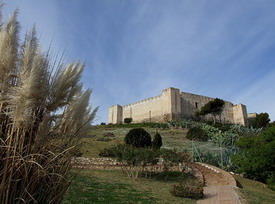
[3,0,275,123]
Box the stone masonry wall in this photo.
[71,157,205,185]
[108,87,248,125]
[118,87,180,123]
[180,92,235,124]
[122,94,164,123]
[71,157,186,172]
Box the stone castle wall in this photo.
[180,92,235,124]
[108,87,248,125]
[122,94,164,123]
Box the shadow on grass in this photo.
[62,174,157,204]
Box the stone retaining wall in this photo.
[71,157,186,172]
[71,157,205,185]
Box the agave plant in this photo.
[0,9,97,204]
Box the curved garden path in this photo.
[193,162,242,204]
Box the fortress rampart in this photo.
[108,87,248,126]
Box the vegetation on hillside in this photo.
[251,112,270,128]
[186,127,208,141]
[124,128,152,148]
[233,125,275,189]
[77,118,275,202]
[97,127,203,199]
[196,98,225,124]
[0,8,97,203]
[234,175,275,204]
[152,131,163,149]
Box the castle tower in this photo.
[161,87,181,120]
[233,104,248,126]
[108,105,123,124]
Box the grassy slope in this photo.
[66,125,198,203]
[75,124,275,204]
[80,125,218,158]
[62,169,196,204]
[80,125,191,157]
[234,175,275,204]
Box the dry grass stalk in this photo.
[0,8,97,204]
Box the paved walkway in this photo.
[192,163,242,204]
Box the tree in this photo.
[196,98,225,124]
[0,8,97,204]
[152,131,163,149]
[253,113,270,128]
[233,126,275,189]
[124,128,152,148]
[112,145,159,180]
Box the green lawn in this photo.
[234,175,275,204]
[62,169,196,204]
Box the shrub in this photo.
[253,113,270,128]
[0,9,97,204]
[233,126,275,188]
[186,127,208,141]
[124,118,133,124]
[170,177,203,199]
[124,128,152,148]
[100,144,159,180]
[99,145,121,157]
[100,122,106,125]
[212,123,231,132]
[152,131,162,149]
[160,149,190,164]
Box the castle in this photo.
[108,87,248,126]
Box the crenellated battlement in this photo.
[123,94,162,108]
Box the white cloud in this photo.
[3,0,275,123]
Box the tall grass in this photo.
[0,8,97,204]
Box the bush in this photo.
[0,9,97,204]
[152,131,162,149]
[170,177,203,199]
[233,126,275,189]
[124,118,133,124]
[186,127,208,141]
[160,149,190,164]
[99,144,160,180]
[212,123,231,132]
[100,122,106,125]
[99,145,121,157]
[253,113,270,128]
[124,128,152,148]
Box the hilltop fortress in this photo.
[108,87,248,126]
